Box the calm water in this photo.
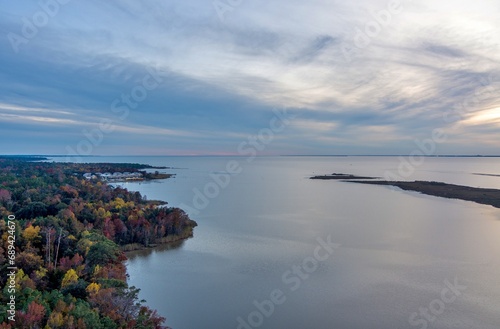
[57,156,500,329]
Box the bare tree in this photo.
[44,227,55,268]
[54,228,64,269]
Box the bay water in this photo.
[60,156,500,329]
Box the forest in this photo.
[0,156,197,329]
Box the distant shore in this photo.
[310,173,376,180]
[311,174,500,209]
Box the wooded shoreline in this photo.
[0,156,196,328]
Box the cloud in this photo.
[1,0,499,155]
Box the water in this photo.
[55,156,500,329]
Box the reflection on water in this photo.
[98,156,500,329]
[125,240,186,260]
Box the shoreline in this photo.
[122,227,195,254]
[106,173,174,183]
[311,174,500,209]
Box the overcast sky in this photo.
[1,0,499,156]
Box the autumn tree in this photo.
[61,269,79,288]
[16,301,46,329]
[16,250,43,275]
[22,224,41,246]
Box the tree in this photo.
[54,228,64,270]
[43,227,56,268]
[58,253,84,272]
[135,306,167,329]
[113,197,126,210]
[86,240,121,269]
[102,218,116,240]
[0,189,11,203]
[70,299,104,329]
[61,269,79,288]
[62,279,88,299]
[0,246,5,265]
[16,301,46,329]
[16,250,43,275]
[47,311,64,328]
[22,224,41,243]
[86,282,101,295]
[15,202,48,219]
[16,269,36,291]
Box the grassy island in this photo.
[311,173,500,209]
[352,180,500,209]
[0,157,196,328]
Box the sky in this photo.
[1,0,499,156]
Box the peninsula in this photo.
[0,156,196,328]
[311,173,500,209]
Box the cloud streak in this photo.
[1,0,499,155]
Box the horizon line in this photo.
[2,154,500,158]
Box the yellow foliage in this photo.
[93,264,101,277]
[13,272,21,290]
[61,269,78,288]
[9,269,34,291]
[96,207,106,217]
[22,225,41,241]
[47,311,64,328]
[34,267,48,280]
[86,282,101,295]
[96,207,112,219]
[114,197,126,209]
